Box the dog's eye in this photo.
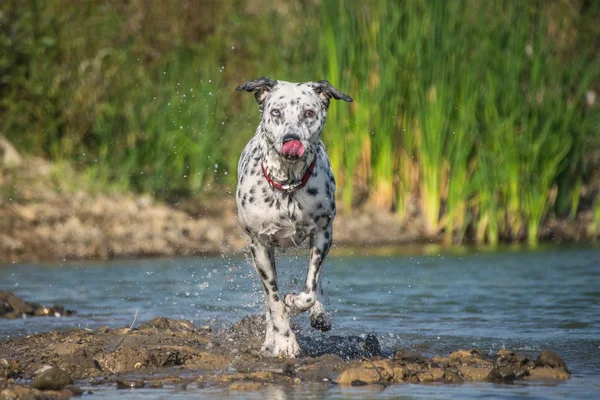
[270,109,280,117]
[304,110,315,118]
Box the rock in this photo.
[2,312,20,320]
[146,381,164,389]
[1,385,44,400]
[63,385,84,395]
[489,364,528,382]
[526,366,571,380]
[417,367,444,383]
[336,365,385,385]
[228,382,264,391]
[116,378,144,389]
[536,349,568,372]
[249,371,274,382]
[458,365,491,381]
[393,348,426,363]
[0,303,10,316]
[30,367,73,391]
[449,348,483,362]
[0,291,34,314]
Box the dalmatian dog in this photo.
[235,77,352,357]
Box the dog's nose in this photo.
[282,133,301,143]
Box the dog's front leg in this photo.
[250,239,301,358]
[284,226,333,331]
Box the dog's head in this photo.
[236,78,352,161]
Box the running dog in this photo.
[235,77,352,357]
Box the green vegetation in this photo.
[1,0,599,246]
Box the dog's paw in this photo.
[284,292,315,314]
[310,312,332,332]
[262,335,301,358]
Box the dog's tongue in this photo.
[282,140,305,158]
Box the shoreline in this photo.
[1,158,597,265]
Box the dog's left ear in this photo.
[236,77,278,107]
[312,80,353,107]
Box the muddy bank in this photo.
[1,157,597,265]
[0,316,571,398]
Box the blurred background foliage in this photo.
[1,0,599,246]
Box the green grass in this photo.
[1,0,599,246]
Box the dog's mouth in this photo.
[282,140,305,159]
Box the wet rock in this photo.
[116,378,145,389]
[449,348,484,362]
[34,307,53,317]
[336,365,384,385]
[526,366,571,380]
[417,367,444,383]
[393,348,426,364]
[2,312,20,320]
[63,385,83,396]
[458,365,491,381]
[228,382,264,391]
[146,381,164,389]
[0,291,75,319]
[0,291,34,314]
[1,385,46,400]
[0,303,10,316]
[536,349,569,372]
[31,367,73,390]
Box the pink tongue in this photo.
[282,140,305,158]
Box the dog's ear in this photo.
[236,77,278,106]
[312,80,353,107]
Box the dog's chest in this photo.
[236,142,335,247]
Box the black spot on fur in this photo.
[258,268,268,280]
[307,187,318,196]
[269,279,278,292]
[273,293,280,302]
[317,202,323,209]
[248,196,254,204]
[324,231,330,239]
[284,330,290,338]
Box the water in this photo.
[1,247,599,399]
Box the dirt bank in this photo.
[0,315,571,398]
[0,157,597,265]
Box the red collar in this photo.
[261,156,317,192]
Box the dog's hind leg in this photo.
[249,239,301,358]
[284,227,333,331]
